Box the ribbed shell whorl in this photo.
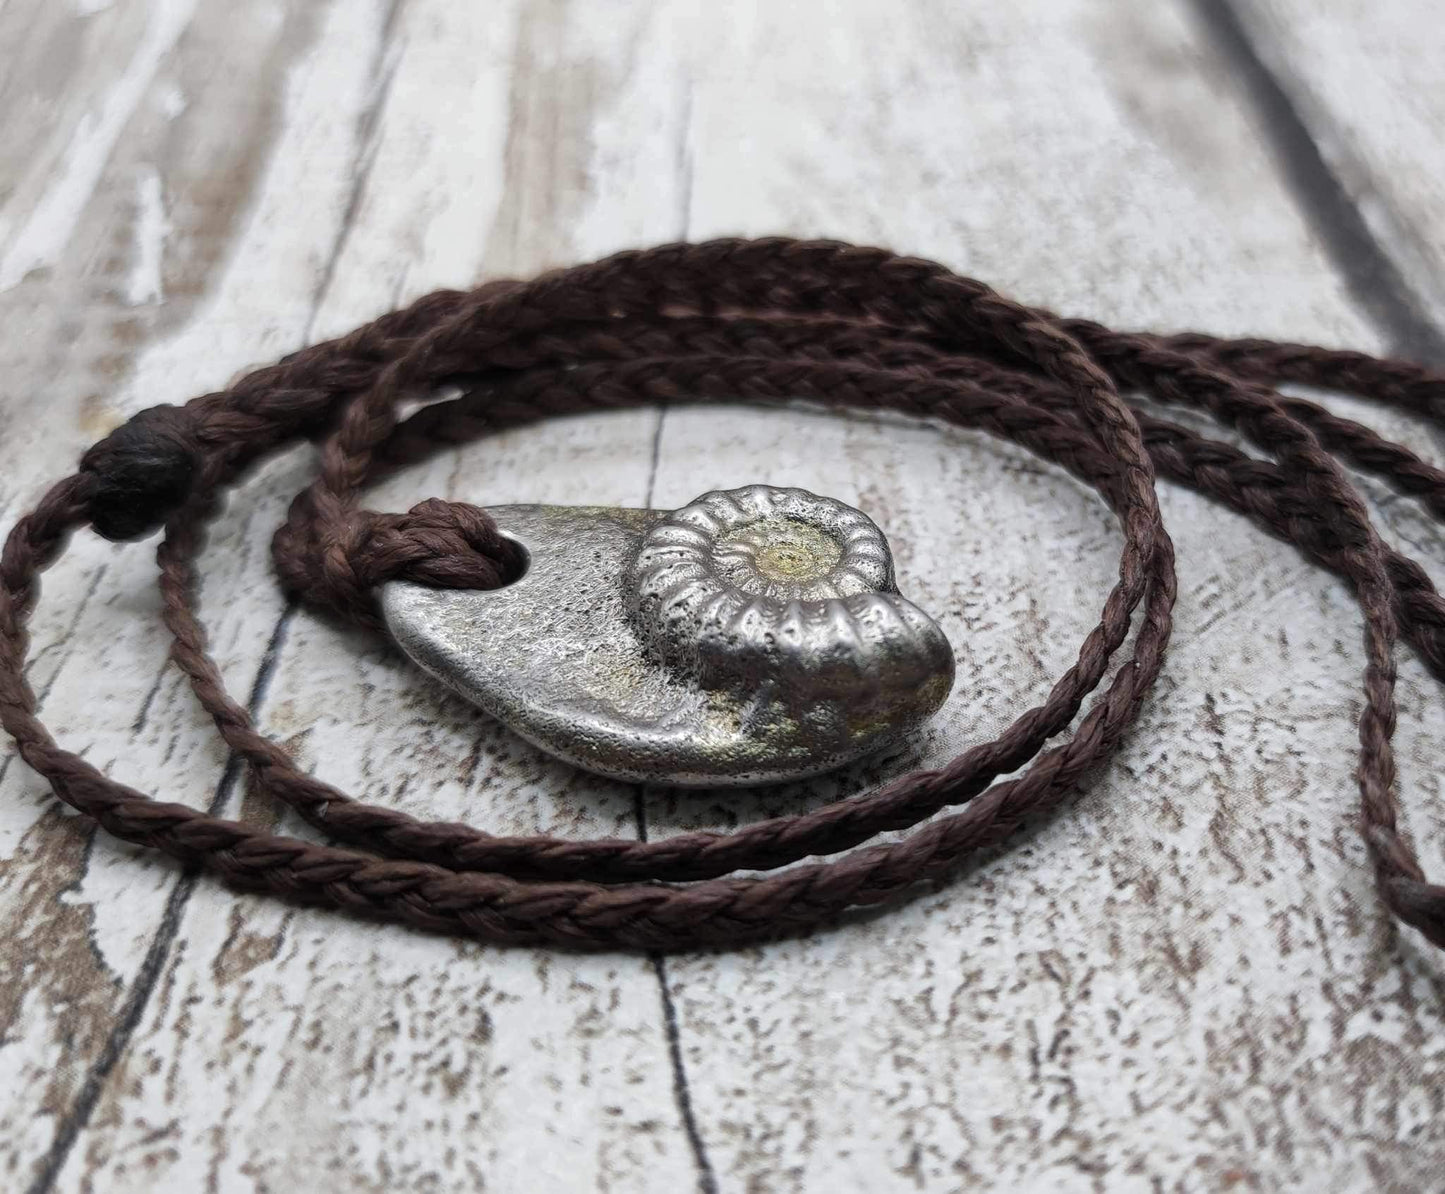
[627,486,954,704]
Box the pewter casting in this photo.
[382,486,955,786]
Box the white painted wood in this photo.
[1,1,1442,1192]
[6,2,699,1191]
[638,6,1445,1189]
[1234,0,1445,326]
[2,1,405,1183]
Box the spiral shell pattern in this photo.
[628,486,954,709]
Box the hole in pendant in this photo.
[495,534,530,588]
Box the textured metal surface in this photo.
[381,487,955,786]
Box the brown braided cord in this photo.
[2,238,1444,951]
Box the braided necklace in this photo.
[2,238,1442,952]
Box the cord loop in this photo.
[270,497,525,626]
[3,238,1443,952]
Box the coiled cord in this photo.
[2,239,1441,951]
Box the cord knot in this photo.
[272,497,526,627]
[80,404,205,541]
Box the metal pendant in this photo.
[381,486,955,787]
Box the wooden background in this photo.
[2,2,1444,1191]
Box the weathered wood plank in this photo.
[1,1,396,1187]
[644,2,1445,1191]
[41,3,702,1192]
[1229,0,1445,338]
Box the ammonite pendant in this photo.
[381,486,955,786]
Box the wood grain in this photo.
[639,7,1445,1190]
[1230,0,1445,343]
[1,1,364,1186]
[1,1,1442,1192]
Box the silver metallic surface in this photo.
[381,487,955,787]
